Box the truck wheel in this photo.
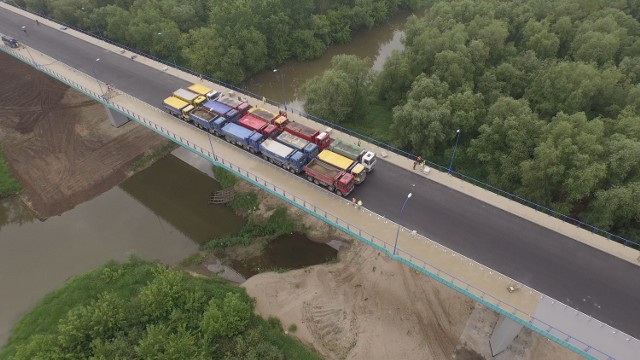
[336,190,344,197]
[307,176,313,182]
[328,185,335,192]
[262,155,268,161]
[313,179,320,185]
[289,167,295,173]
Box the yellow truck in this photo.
[187,83,221,100]
[162,96,194,121]
[317,149,367,184]
[173,88,206,106]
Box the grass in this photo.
[288,323,298,333]
[0,147,21,198]
[229,191,259,214]
[179,253,207,266]
[202,207,295,250]
[212,165,238,189]
[130,141,177,172]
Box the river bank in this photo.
[0,52,167,218]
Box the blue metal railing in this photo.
[4,2,639,250]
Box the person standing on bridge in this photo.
[413,155,423,170]
[22,26,27,34]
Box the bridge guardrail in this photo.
[3,40,637,360]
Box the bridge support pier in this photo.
[489,314,523,356]
[105,106,130,127]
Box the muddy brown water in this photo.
[230,232,338,278]
[244,11,409,110]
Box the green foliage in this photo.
[288,323,298,333]
[302,55,373,124]
[212,166,238,189]
[0,147,21,198]
[229,191,259,214]
[202,207,295,250]
[1,260,319,360]
[130,141,176,172]
[26,0,411,84]
[180,253,208,267]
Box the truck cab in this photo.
[173,88,207,106]
[361,151,377,172]
[337,173,355,196]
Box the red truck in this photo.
[303,158,354,197]
[236,114,279,139]
[284,121,332,149]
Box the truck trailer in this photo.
[317,150,367,184]
[220,122,263,153]
[284,121,332,149]
[216,95,251,114]
[189,108,219,131]
[202,100,241,123]
[237,114,279,139]
[259,139,307,173]
[248,107,288,128]
[163,96,194,122]
[276,131,319,161]
[328,139,377,172]
[303,158,355,197]
[173,88,207,106]
[187,83,221,100]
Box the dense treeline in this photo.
[303,0,640,241]
[1,259,320,360]
[17,0,429,83]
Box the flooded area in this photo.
[0,154,243,345]
[231,232,339,278]
[244,11,410,110]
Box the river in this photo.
[0,12,409,347]
[244,10,409,110]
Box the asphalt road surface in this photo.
[2,8,639,338]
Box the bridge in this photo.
[1,4,640,359]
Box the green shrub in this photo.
[229,191,258,214]
[0,147,21,198]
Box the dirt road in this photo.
[0,52,165,217]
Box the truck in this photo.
[189,108,220,132]
[187,83,221,100]
[173,88,207,106]
[163,96,194,121]
[237,114,279,139]
[303,158,355,197]
[328,139,377,172]
[259,139,307,173]
[284,121,332,149]
[248,107,288,128]
[317,149,367,184]
[216,95,251,114]
[220,122,263,153]
[202,99,242,123]
[276,131,319,161]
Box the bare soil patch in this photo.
[0,52,166,217]
[236,182,583,360]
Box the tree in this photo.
[391,98,452,158]
[200,293,251,338]
[468,97,544,190]
[522,20,560,59]
[375,50,413,107]
[302,55,372,123]
[135,324,206,360]
[519,112,607,213]
[138,266,186,321]
[585,182,640,237]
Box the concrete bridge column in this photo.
[105,106,130,127]
[489,314,523,356]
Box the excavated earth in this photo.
[0,52,166,217]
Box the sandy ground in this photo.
[0,52,166,217]
[241,184,583,360]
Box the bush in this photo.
[229,191,259,214]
